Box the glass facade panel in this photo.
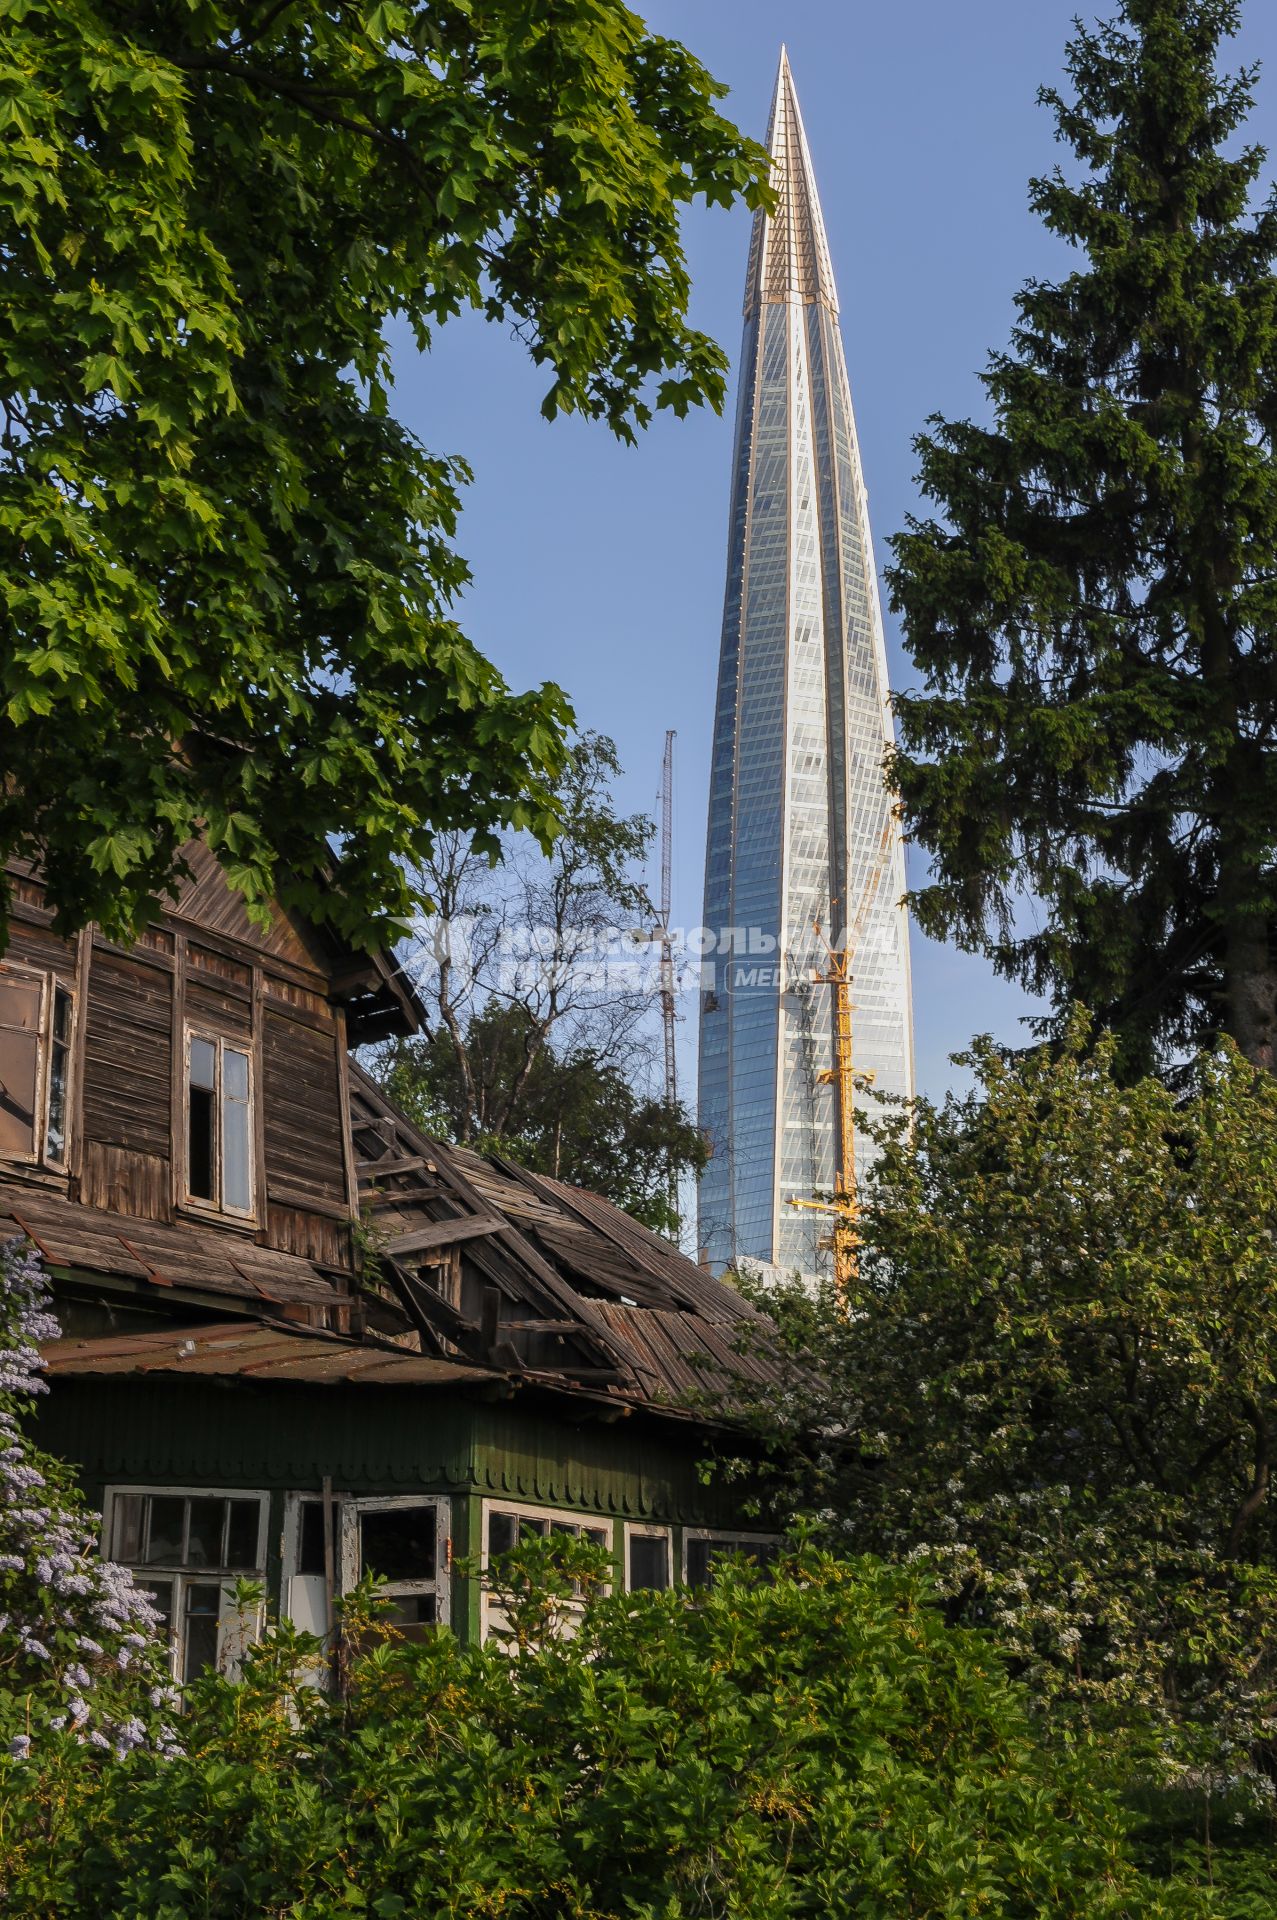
[698,54,914,1283]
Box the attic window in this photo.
[185,1031,254,1217]
[0,964,75,1169]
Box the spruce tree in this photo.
[888,0,1277,1073]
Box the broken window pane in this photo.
[297,1500,329,1577]
[359,1506,436,1583]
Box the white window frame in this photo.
[101,1484,269,1685]
[339,1494,451,1631]
[481,1498,614,1644]
[623,1521,674,1594]
[183,1027,256,1220]
[681,1527,784,1589]
[0,962,76,1170]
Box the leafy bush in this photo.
[2,1537,1201,1918]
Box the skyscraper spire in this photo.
[697,52,914,1282]
[743,48,839,317]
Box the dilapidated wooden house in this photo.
[2,850,786,1681]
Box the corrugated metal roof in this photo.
[1,1185,339,1307]
[42,1320,497,1388]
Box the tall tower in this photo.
[697,49,914,1281]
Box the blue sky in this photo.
[387,0,1277,1102]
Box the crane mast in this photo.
[788,814,897,1295]
[658,729,678,1226]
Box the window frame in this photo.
[680,1528,784,1590]
[182,1027,256,1221]
[101,1484,269,1685]
[623,1521,674,1594]
[0,961,76,1171]
[339,1494,452,1632]
[481,1499,614,1643]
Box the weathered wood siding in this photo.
[80,952,173,1219]
[263,1007,351,1266]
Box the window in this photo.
[481,1501,612,1643]
[682,1530,783,1591]
[185,1031,254,1216]
[0,964,74,1168]
[104,1487,267,1685]
[624,1523,672,1593]
[342,1496,450,1638]
[279,1494,450,1679]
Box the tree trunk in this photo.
[1224,915,1277,1074]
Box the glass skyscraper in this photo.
[697,49,914,1281]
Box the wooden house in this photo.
[2,853,785,1681]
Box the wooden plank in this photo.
[383,1213,504,1257]
[357,1155,433,1179]
[68,926,92,1185]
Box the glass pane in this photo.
[110,1494,144,1564]
[143,1578,174,1634]
[360,1506,436,1584]
[225,1499,261,1571]
[685,1538,714,1590]
[519,1516,549,1544]
[628,1533,669,1592]
[182,1583,221,1682]
[45,1038,68,1162]
[0,976,41,1031]
[188,1087,215,1201]
[0,1027,39,1155]
[189,1037,216,1091]
[222,1077,251,1212]
[223,1048,249,1100]
[144,1497,185,1566]
[186,1498,224,1568]
[488,1511,517,1558]
[383,1594,437,1644]
[297,1500,328,1577]
[51,987,72,1045]
[583,1528,610,1552]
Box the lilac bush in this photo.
[0,1238,175,1762]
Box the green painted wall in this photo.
[36,1376,768,1647]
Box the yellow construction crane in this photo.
[788,815,898,1297]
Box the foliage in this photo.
[886,0,1277,1074]
[377,731,706,1231]
[0,1538,1200,1918]
[0,0,767,953]
[737,1016,1277,1814]
[0,1240,173,1772]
